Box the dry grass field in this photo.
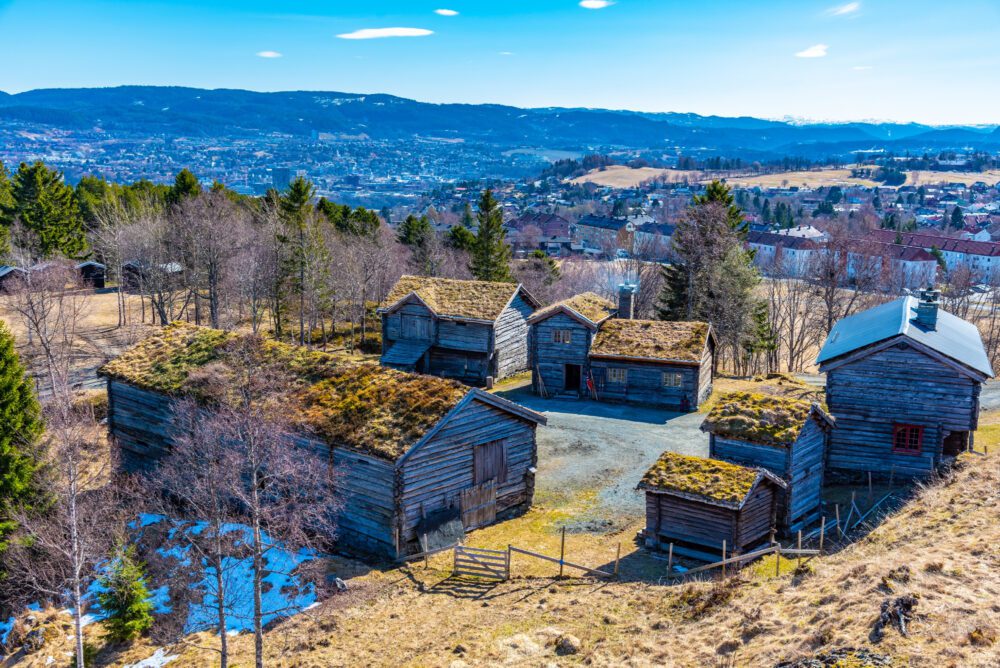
[905,170,1000,186]
[568,165,705,188]
[718,169,880,189]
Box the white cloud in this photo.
[498,51,513,56]
[434,9,459,16]
[795,44,829,58]
[853,65,873,70]
[579,0,614,9]
[336,27,434,40]
[828,2,860,16]
[256,51,282,58]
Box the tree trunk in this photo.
[214,543,229,668]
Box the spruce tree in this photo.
[167,168,202,205]
[694,180,746,235]
[11,161,87,259]
[0,161,13,255]
[398,214,432,247]
[0,320,45,551]
[469,189,513,282]
[97,544,154,642]
[447,225,476,251]
[461,202,475,229]
[951,206,965,229]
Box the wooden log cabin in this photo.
[528,285,715,410]
[379,275,540,386]
[527,291,617,397]
[701,392,834,533]
[817,288,994,479]
[638,451,786,560]
[100,322,546,560]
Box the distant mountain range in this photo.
[1,86,998,159]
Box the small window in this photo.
[607,368,627,384]
[552,329,572,344]
[662,371,683,388]
[474,440,507,484]
[893,424,924,454]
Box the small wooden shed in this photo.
[379,275,539,386]
[527,292,617,396]
[638,451,786,559]
[100,323,547,559]
[76,261,106,289]
[701,392,834,533]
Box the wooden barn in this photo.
[817,288,994,479]
[527,291,617,397]
[638,451,786,559]
[379,275,540,386]
[528,285,715,410]
[100,323,546,559]
[701,392,834,533]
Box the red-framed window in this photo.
[892,424,924,454]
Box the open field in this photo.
[904,169,1000,186]
[568,165,704,188]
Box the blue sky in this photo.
[1,1,998,124]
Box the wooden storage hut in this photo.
[0,265,26,292]
[701,392,834,533]
[76,261,106,289]
[817,288,993,479]
[379,275,540,386]
[100,323,546,559]
[638,451,786,559]
[527,292,616,397]
[589,318,715,411]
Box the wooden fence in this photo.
[453,545,510,580]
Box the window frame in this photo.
[661,371,684,388]
[551,329,573,344]
[892,423,924,455]
[606,367,628,384]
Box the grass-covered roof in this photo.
[531,292,616,326]
[590,320,709,363]
[382,275,526,321]
[701,391,816,447]
[638,451,760,506]
[100,322,469,461]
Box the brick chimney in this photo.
[915,286,940,330]
[617,283,637,320]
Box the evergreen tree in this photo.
[97,544,154,642]
[950,206,965,229]
[167,168,202,206]
[75,175,118,231]
[656,263,688,320]
[0,162,14,255]
[527,249,560,285]
[0,321,45,552]
[469,189,513,282]
[460,202,475,228]
[398,214,433,247]
[741,300,778,372]
[447,224,476,251]
[694,180,746,235]
[280,177,316,344]
[11,161,87,259]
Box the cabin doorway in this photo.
[942,430,969,457]
[460,481,497,530]
[564,364,582,392]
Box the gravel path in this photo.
[497,388,709,521]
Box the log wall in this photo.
[825,342,980,477]
[493,292,535,380]
[530,313,592,394]
[590,358,702,410]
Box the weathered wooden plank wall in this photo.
[530,313,592,394]
[494,292,535,380]
[590,359,701,410]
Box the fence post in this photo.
[868,472,873,501]
[667,543,674,573]
[614,543,621,578]
[835,504,841,538]
[796,530,802,570]
[559,527,566,578]
[819,516,826,554]
[721,540,727,579]
[506,544,512,579]
[775,543,781,577]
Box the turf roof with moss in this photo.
[530,292,616,326]
[701,391,816,447]
[99,322,470,461]
[381,275,527,321]
[590,320,709,363]
[638,451,761,506]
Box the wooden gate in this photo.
[453,545,509,580]
[460,481,497,530]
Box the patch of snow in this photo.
[125,648,179,668]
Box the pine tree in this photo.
[950,206,965,229]
[461,202,475,229]
[694,180,746,235]
[0,320,45,552]
[447,225,476,251]
[11,161,88,259]
[0,162,14,255]
[280,176,316,344]
[469,189,513,282]
[398,214,432,247]
[656,263,689,320]
[97,544,154,643]
[167,168,202,206]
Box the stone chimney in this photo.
[617,283,637,320]
[915,286,940,330]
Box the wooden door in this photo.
[460,481,497,530]
[402,315,430,340]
